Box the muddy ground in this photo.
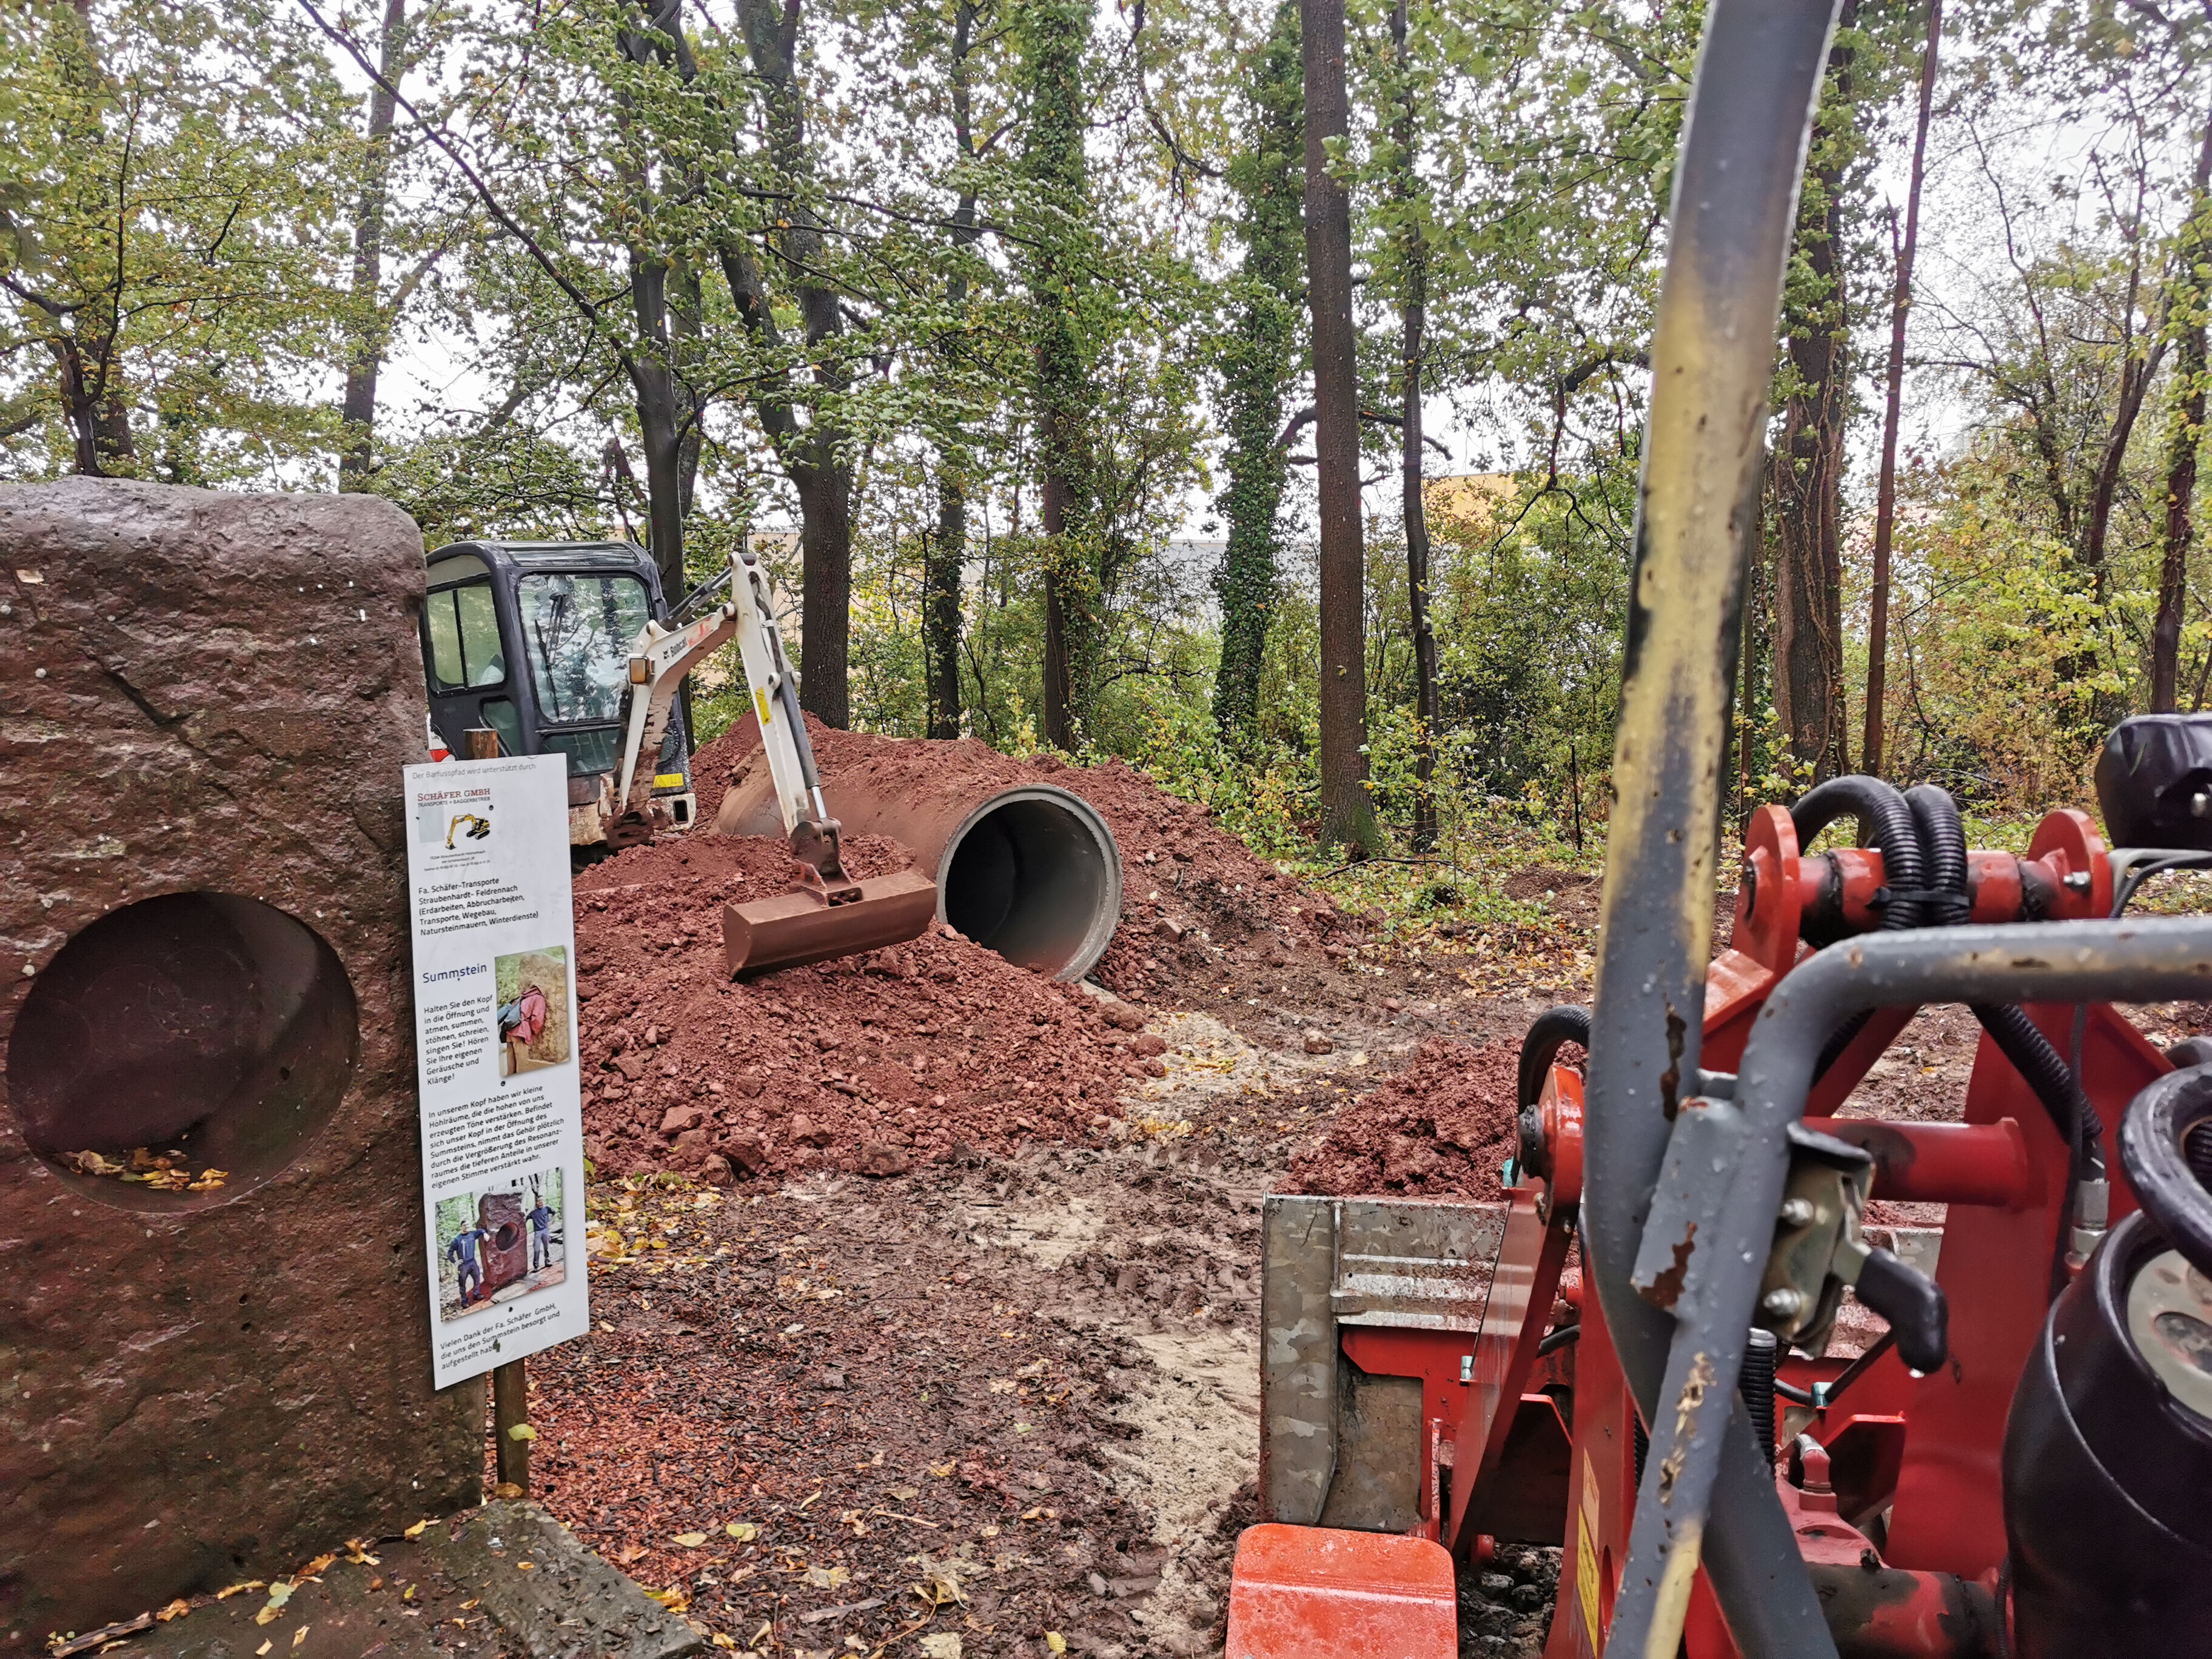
[533,974,1566,1658]
[528,851,2210,1659]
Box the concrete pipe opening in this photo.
[937,788,1121,981]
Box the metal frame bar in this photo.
[1617,917,2212,1652]
[1578,0,1847,1651]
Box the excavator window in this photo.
[517,571,647,726]
[424,580,505,691]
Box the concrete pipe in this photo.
[713,752,1122,982]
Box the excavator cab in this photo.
[419,539,696,846]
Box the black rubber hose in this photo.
[2119,1063,2212,1278]
[1518,1004,1592,1185]
[1518,1005,1593,1110]
[1904,783,1972,926]
[1906,782,2106,1182]
[1972,1001,2105,1182]
[1792,775,1926,931]
[1740,1327,1779,1462]
[1536,1322,1583,1358]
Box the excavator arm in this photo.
[600,545,936,975]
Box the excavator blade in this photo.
[721,868,937,978]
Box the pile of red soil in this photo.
[691,718,1354,1002]
[1286,1039,1530,1199]
[574,833,1150,1182]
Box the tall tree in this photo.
[1299,0,1379,852]
[731,0,856,727]
[922,0,987,740]
[1862,0,1939,777]
[1386,0,1438,848]
[337,0,408,490]
[1768,1,1860,782]
[1021,0,1096,749]
[2154,107,2212,711]
[1211,0,1303,746]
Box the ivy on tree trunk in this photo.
[1299,0,1379,854]
[1212,0,1303,748]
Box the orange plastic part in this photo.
[1225,1524,1459,1659]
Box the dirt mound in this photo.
[572,831,1147,1181]
[686,719,1352,1004]
[1286,1039,1527,1199]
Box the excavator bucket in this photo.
[721,868,938,978]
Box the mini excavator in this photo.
[418,538,933,976]
[1224,4,2212,1656]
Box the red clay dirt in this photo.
[569,725,1367,1184]
[695,718,1354,999]
[1285,1038,1540,1201]
[574,831,1147,1182]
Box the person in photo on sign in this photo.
[498,983,548,1076]
[527,1181,555,1272]
[447,1219,489,1305]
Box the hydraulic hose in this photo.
[1518,1005,1592,1111]
[1904,782,2106,1182]
[2119,1063,2212,1278]
[1792,775,1926,931]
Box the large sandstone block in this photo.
[0,479,481,1640]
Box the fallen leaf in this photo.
[255,1644,272,1657]
[291,1626,309,1649]
[155,1600,190,1623]
[890,1487,919,1501]
[928,1463,955,1479]
[403,1519,437,1539]
[1045,1634,1068,1655]
[298,1553,337,1580]
[725,1523,758,1542]
[987,1379,1017,1395]
[672,1533,709,1549]
[918,1636,962,1658]
[216,1582,266,1600]
[614,1544,649,1566]
[802,1564,851,1590]
[517,1562,535,1572]
[506,1424,538,1443]
[255,1584,295,1625]
[711,1636,736,1650]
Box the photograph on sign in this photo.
[435,1165,568,1321]
[404,752,589,1389]
[495,946,569,1075]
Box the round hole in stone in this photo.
[6,893,358,1211]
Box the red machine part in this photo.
[1225,1524,1458,1658]
[1231,805,2179,1658]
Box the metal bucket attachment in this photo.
[721,868,937,978]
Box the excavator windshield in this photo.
[517,571,649,726]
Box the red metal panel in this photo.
[1800,1116,2034,1208]
[1225,1523,1458,1659]
[1447,1181,1572,1552]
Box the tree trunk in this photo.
[925,475,965,737]
[2154,112,2212,711]
[922,0,984,742]
[734,0,854,727]
[1211,0,1302,746]
[1769,5,1857,783]
[338,0,407,490]
[1862,0,1939,777]
[625,250,688,599]
[1299,0,1379,853]
[1390,0,1438,850]
[1022,0,1094,751]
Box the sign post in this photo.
[403,752,589,1429]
